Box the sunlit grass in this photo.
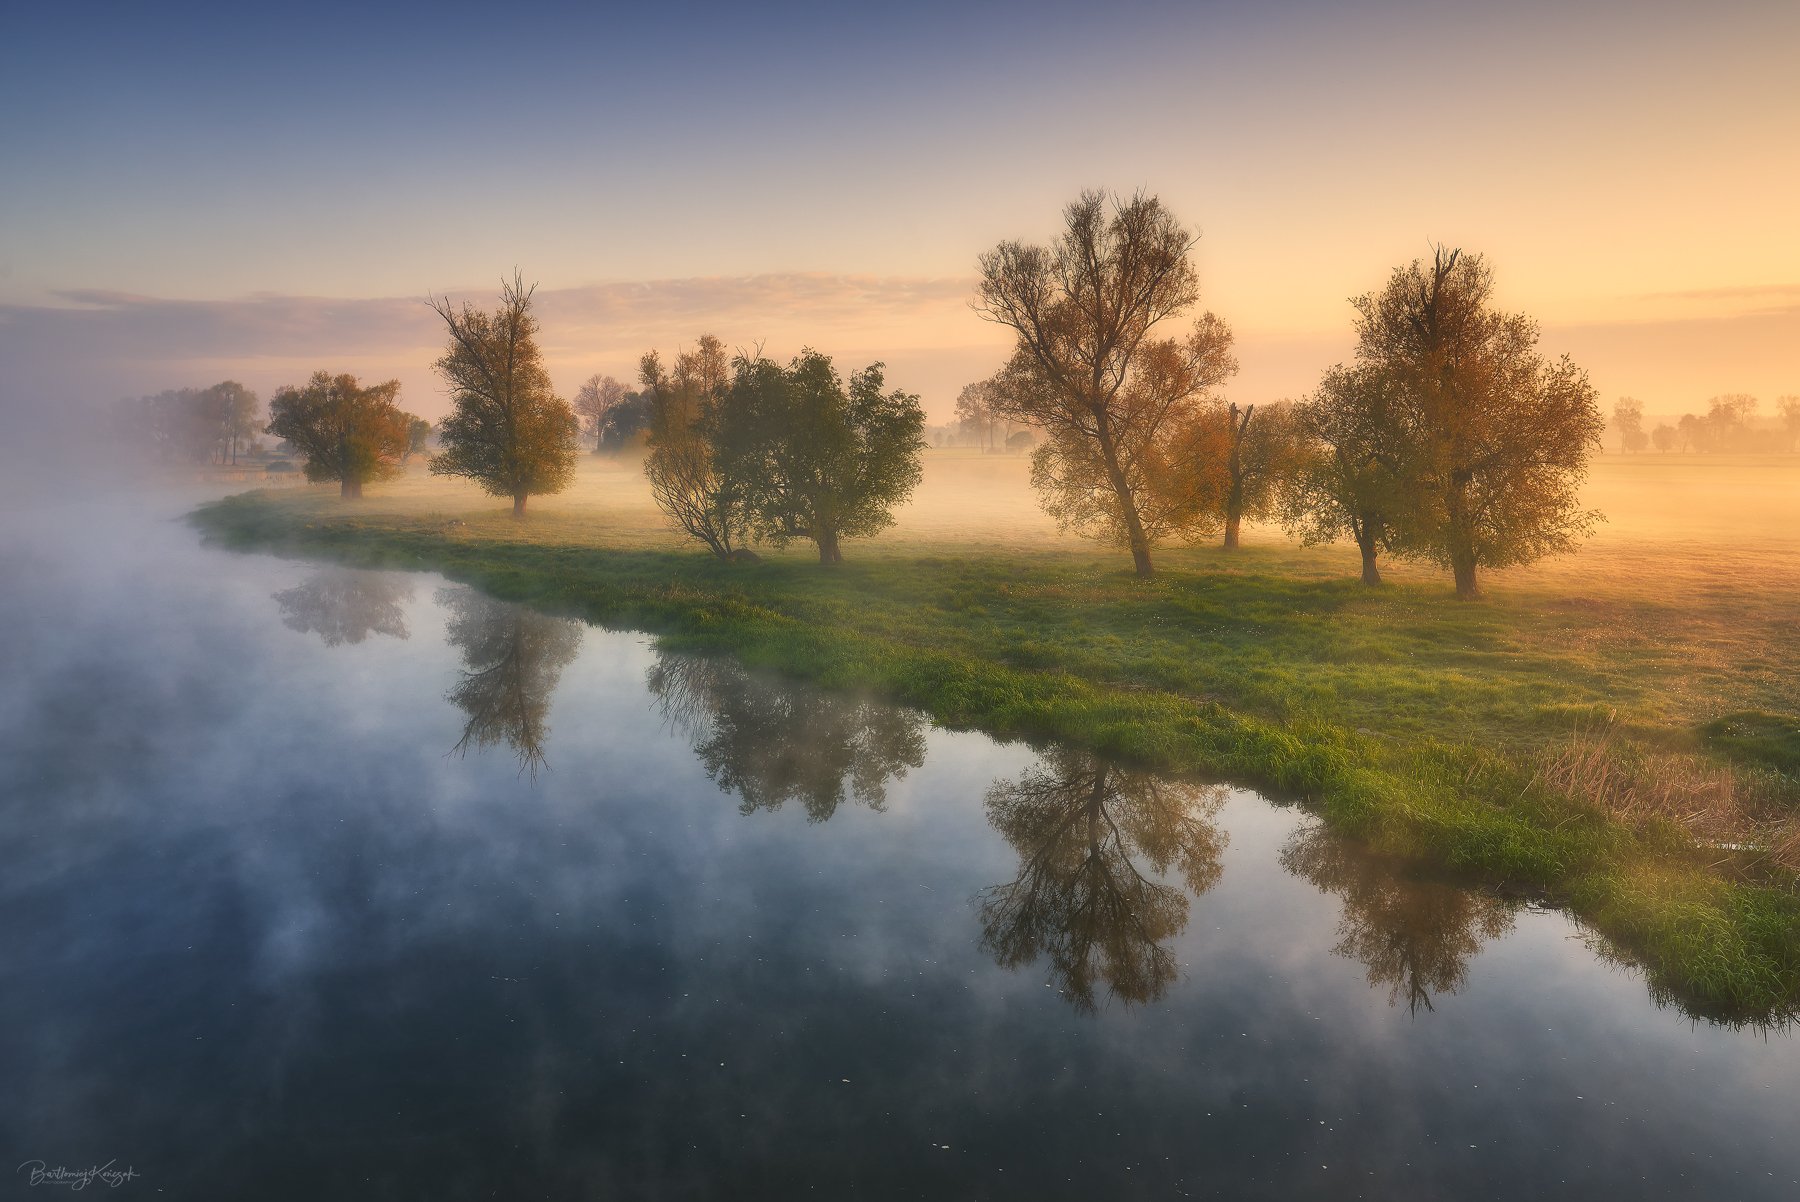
[190,450,1800,1020]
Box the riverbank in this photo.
[189,465,1800,1022]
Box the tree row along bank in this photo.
[189,488,1800,1026]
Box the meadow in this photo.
[192,449,1800,1020]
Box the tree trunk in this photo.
[1358,534,1382,586]
[816,527,842,565]
[512,494,528,518]
[1222,404,1252,551]
[340,477,362,499]
[1094,418,1153,576]
[1445,473,1480,599]
[1452,554,1480,599]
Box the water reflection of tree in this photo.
[1281,823,1517,1014]
[438,587,583,778]
[978,750,1228,1013]
[646,653,926,821]
[273,569,413,645]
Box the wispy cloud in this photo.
[0,274,996,415]
[1637,282,1800,303]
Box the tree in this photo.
[573,373,627,454]
[976,190,1238,576]
[1703,393,1759,453]
[1778,396,1800,452]
[1613,397,1646,454]
[1281,365,1408,585]
[205,381,261,465]
[954,380,999,451]
[978,749,1227,1013]
[641,335,745,559]
[598,390,652,451]
[404,417,432,463]
[264,371,414,498]
[114,383,260,464]
[1677,411,1703,452]
[1651,423,1677,453]
[1212,400,1305,550]
[1351,247,1604,599]
[711,349,925,564]
[428,273,580,516]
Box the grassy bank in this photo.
[189,458,1800,1022]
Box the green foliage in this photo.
[264,371,412,495]
[711,350,926,562]
[428,274,579,511]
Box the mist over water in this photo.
[0,488,1795,1198]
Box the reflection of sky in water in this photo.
[0,497,1796,1199]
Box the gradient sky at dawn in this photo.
[2,0,1796,421]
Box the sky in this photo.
[2,0,1796,426]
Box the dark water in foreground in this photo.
[0,497,1796,1200]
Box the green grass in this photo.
[1703,711,1800,779]
[189,476,1800,1024]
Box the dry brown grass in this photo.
[1534,720,1800,874]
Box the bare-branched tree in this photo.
[573,374,627,454]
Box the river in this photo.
[0,491,1795,1199]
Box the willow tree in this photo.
[573,373,627,454]
[1212,400,1305,550]
[265,371,413,497]
[428,274,579,516]
[641,334,745,559]
[206,381,262,465]
[1354,248,1603,599]
[711,350,925,564]
[1779,396,1800,452]
[975,190,1237,576]
[1280,365,1408,586]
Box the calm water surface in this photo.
[1,494,1796,1200]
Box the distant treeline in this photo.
[119,190,1795,596]
[1610,395,1800,454]
[112,382,262,465]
